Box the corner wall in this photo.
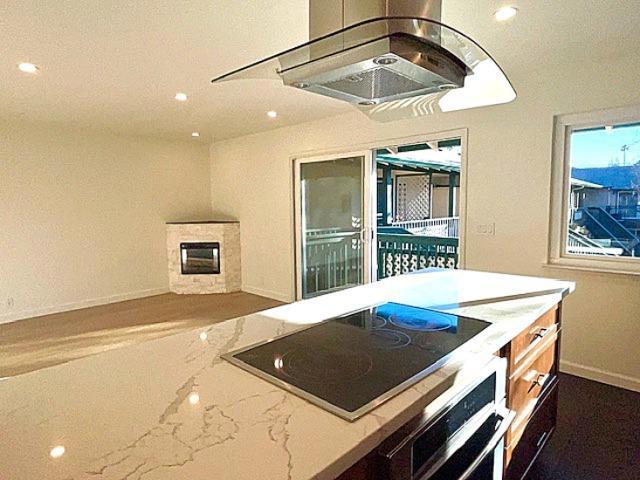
[210,51,640,390]
[0,120,212,323]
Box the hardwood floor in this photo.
[0,292,283,377]
[526,373,640,480]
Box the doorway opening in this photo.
[375,137,462,279]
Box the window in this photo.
[550,105,640,274]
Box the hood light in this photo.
[274,355,284,370]
[359,100,377,106]
[494,6,518,21]
[292,82,310,89]
[374,56,398,66]
[174,92,188,102]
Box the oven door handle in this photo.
[457,407,516,480]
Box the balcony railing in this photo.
[567,228,623,256]
[303,229,362,297]
[302,230,460,296]
[391,217,459,238]
[377,234,459,279]
[605,205,640,219]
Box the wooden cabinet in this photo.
[501,305,561,479]
[507,307,558,373]
[506,383,558,479]
[337,303,564,480]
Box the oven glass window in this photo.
[412,374,496,475]
[180,242,220,274]
[466,454,495,480]
[428,413,501,480]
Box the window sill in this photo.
[544,259,640,277]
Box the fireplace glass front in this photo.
[180,242,220,275]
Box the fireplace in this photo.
[166,221,241,294]
[180,242,220,275]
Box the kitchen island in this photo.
[0,269,574,480]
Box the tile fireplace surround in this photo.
[166,221,241,294]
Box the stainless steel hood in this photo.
[293,0,468,105]
[211,0,516,117]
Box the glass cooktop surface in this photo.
[224,302,490,420]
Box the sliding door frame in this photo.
[291,128,468,300]
[293,150,375,300]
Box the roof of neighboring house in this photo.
[570,178,603,189]
[377,156,460,173]
[571,165,640,190]
[377,149,461,174]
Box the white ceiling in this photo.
[1,1,639,142]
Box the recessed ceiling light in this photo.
[174,92,188,102]
[18,62,39,74]
[188,392,200,405]
[191,132,200,138]
[49,446,65,459]
[494,6,518,21]
[267,110,278,118]
[199,331,208,341]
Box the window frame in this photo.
[548,104,640,275]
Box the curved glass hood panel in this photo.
[211,17,516,117]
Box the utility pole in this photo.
[620,138,640,166]
[621,144,629,165]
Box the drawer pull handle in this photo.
[529,327,549,344]
[536,431,548,448]
[527,373,550,393]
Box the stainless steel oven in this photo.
[378,357,514,480]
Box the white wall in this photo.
[210,51,640,391]
[0,120,211,323]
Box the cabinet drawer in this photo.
[509,306,558,373]
[505,383,558,479]
[507,331,557,445]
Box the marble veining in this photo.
[0,269,574,480]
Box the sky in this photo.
[571,123,640,168]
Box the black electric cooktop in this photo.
[223,303,490,421]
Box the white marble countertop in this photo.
[0,269,574,480]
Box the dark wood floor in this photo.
[526,373,640,480]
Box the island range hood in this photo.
[212,0,516,116]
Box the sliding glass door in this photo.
[294,152,374,299]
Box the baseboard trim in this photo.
[0,287,170,325]
[560,360,640,393]
[242,285,291,303]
